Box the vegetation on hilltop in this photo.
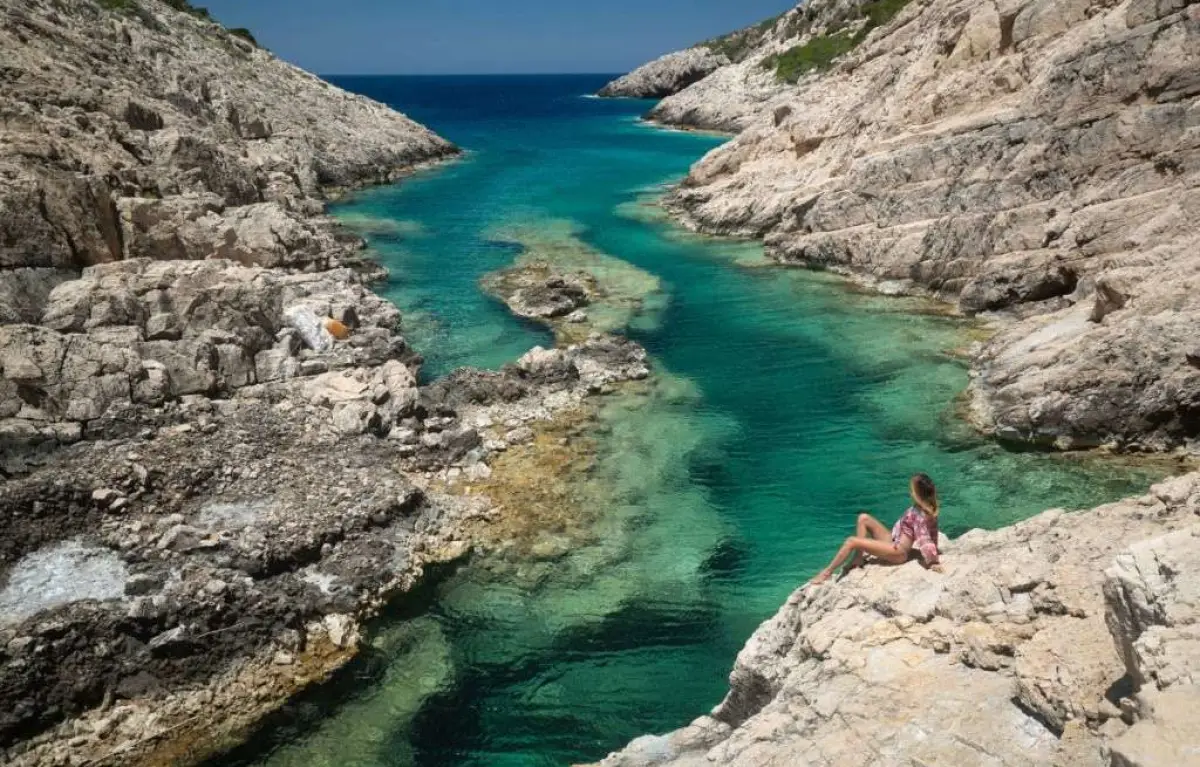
[95,0,259,47]
[229,27,258,46]
[764,0,914,82]
[162,0,213,20]
[703,13,792,62]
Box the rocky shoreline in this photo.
[597,48,732,100]
[0,0,657,764]
[4,0,1199,764]
[0,317,649,766]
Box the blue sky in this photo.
[200,0,795,75]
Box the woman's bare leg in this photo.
[813,536,907,584]
[846,513,890,571]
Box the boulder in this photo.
[1104,527,1200,691]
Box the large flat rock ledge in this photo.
[595,473,1200,767]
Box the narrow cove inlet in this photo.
[217,75,1163,767]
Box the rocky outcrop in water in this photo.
[632,0,1200,451]
[597,47,731,99]
[598,472,1200,767]
[1,324,649,766]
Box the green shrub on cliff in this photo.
[705,13,785,62]
[766,29,859,82]
[862,0,915,29]
[764,0,914,83]
[162,0,214,21]
[229,27,258,46]
[96,0,258,48]
[98,0,214,21]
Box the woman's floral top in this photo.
[892,506,940,565]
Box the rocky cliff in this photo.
[0,1,654,764]
[596,10,819,104]
[629,0,1200,452]
[1,0,456,276]
[598,473,1200,767]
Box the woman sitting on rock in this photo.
[812,473,943,584]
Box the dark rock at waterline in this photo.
[421,369,532,409]
[0,331,652,761]
[958,265,1079,314]
[509,276,591,319]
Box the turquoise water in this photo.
[230,76,1165,767]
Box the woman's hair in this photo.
[911,473,939,518]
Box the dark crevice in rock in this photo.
[1009,694,1065,738]
[714,670,777,729]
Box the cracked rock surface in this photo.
[0,0,456,278]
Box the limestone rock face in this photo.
[597,47,730,99]
[1104,525,1200,692]
[638,1,877,132]
[596,474,1200,767]
[0,258,413,471]
[646,59,792,133]
[0,0,458,275]
[631,0,1200,450]
[0,0,462,468]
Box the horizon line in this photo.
[320,71,626,78]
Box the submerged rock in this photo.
[509,276,591,319]
[481,225,665,344]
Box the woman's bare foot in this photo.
[810,568,833,585]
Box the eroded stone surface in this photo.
[0,541,127,628]
[0,331,650,765]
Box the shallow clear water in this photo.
[235,75,1165,767]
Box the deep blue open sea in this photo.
[221,75,1162,767]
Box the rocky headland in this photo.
[597,0,1200,764]
[0,0,652,764]
[595,11,810,108]
[597,48,732,100]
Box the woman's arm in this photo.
[913,513,941,568]
[916,537,940,567]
